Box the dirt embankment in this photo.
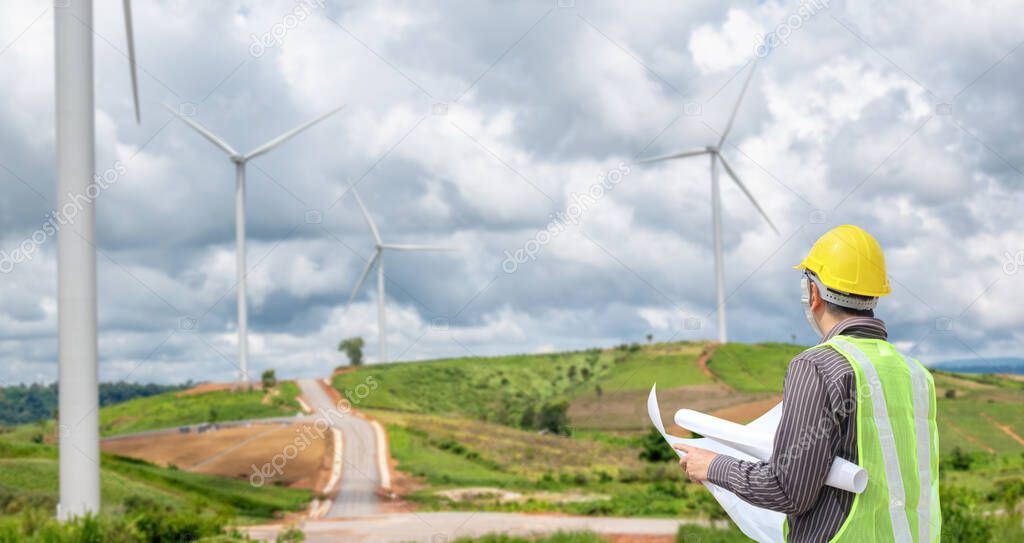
[101,422,326,488]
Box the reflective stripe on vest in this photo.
[905,355,934,543]
[832,339,913,543]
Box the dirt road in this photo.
[247,512,705,542]
[297,379,381,517]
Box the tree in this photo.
[338,337,365,366]
[536,400,570,435]
[645,333,653,344]
[519,405,536,429]
[638,426,675,462]
[260,369,277,389]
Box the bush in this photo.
[536,401,571,436]
[945,446,974,471]
[639,427,676,463]
[261,369,277,389]
[676,523,749,542]
[0,508,246,542]
[940,485,993,542]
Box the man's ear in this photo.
[809,281,824,311]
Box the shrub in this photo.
[940,485,993,542]
[261,369,277,389]
[639,427,676,463]
[536,401,570,436]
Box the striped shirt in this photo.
[706,317,888,542]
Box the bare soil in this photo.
[101,422,326,488]
[569,384,777,432]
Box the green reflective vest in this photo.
[786,336,941,543]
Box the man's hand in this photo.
[673,444,717,484]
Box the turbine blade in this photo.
[717,59,758,148]
[162,103,240,158]
[348,181,382,244]
[122,0,140,123]
[635,148,709,165]
[244,104,346,161]
[347,251,379,309]
[381,244,458,252]
[717,153,779,235]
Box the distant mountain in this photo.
[0,381,190,426]
[929,357,1024,375]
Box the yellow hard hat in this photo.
[794,225,891,298]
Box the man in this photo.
[675,225,940,542]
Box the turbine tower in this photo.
[165,103,344,384]
[345,183,456,363]
[637,60,778,343]
[55,0,141,518]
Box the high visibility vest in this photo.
[785,336,941,542]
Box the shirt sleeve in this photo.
[704,354,837,515]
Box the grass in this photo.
[334,349,620,424]
[345,339,1021,525]
[453,525,751,543]
[705,342,804,392]
[373,409,731,518]
[590,343,710,391]
[0,421,310,522]
[98,381,302,436]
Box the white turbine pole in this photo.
[55,0,100,519]
[377,253,387,363]
[234,162,249,384]
[165,104,343,385]
[635,60,772,344]
[345,183,457,363]
[709,153,727,343]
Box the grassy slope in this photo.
[338,341,1024,455]
[705,342,804,392]
[0,423,309,522]
[334,349,620,424]
[591,343,711,391]
[373,409,725,518]
[336,340,1021,522]
[98,381,302,437]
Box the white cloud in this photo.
[1,1,1022,384]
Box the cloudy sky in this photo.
[1,0,1022,384]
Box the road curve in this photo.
[296,379,380,517]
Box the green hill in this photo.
[706,342,804,392]
[0,422,309,522]
[98,382,302,437]
[333,348,619,425]
[335,341,1024,456]
[0,382,188,426]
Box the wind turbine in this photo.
[637,61,778,343]
[164,103,345,385]
[345,183,456,363]
[54,0,141,519]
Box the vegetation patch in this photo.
[98,382,302,437]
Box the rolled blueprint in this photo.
[675,407,868,494]
[648,385,784,543]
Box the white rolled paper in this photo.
[675,406,867,494]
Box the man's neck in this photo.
[822,314,867,339]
